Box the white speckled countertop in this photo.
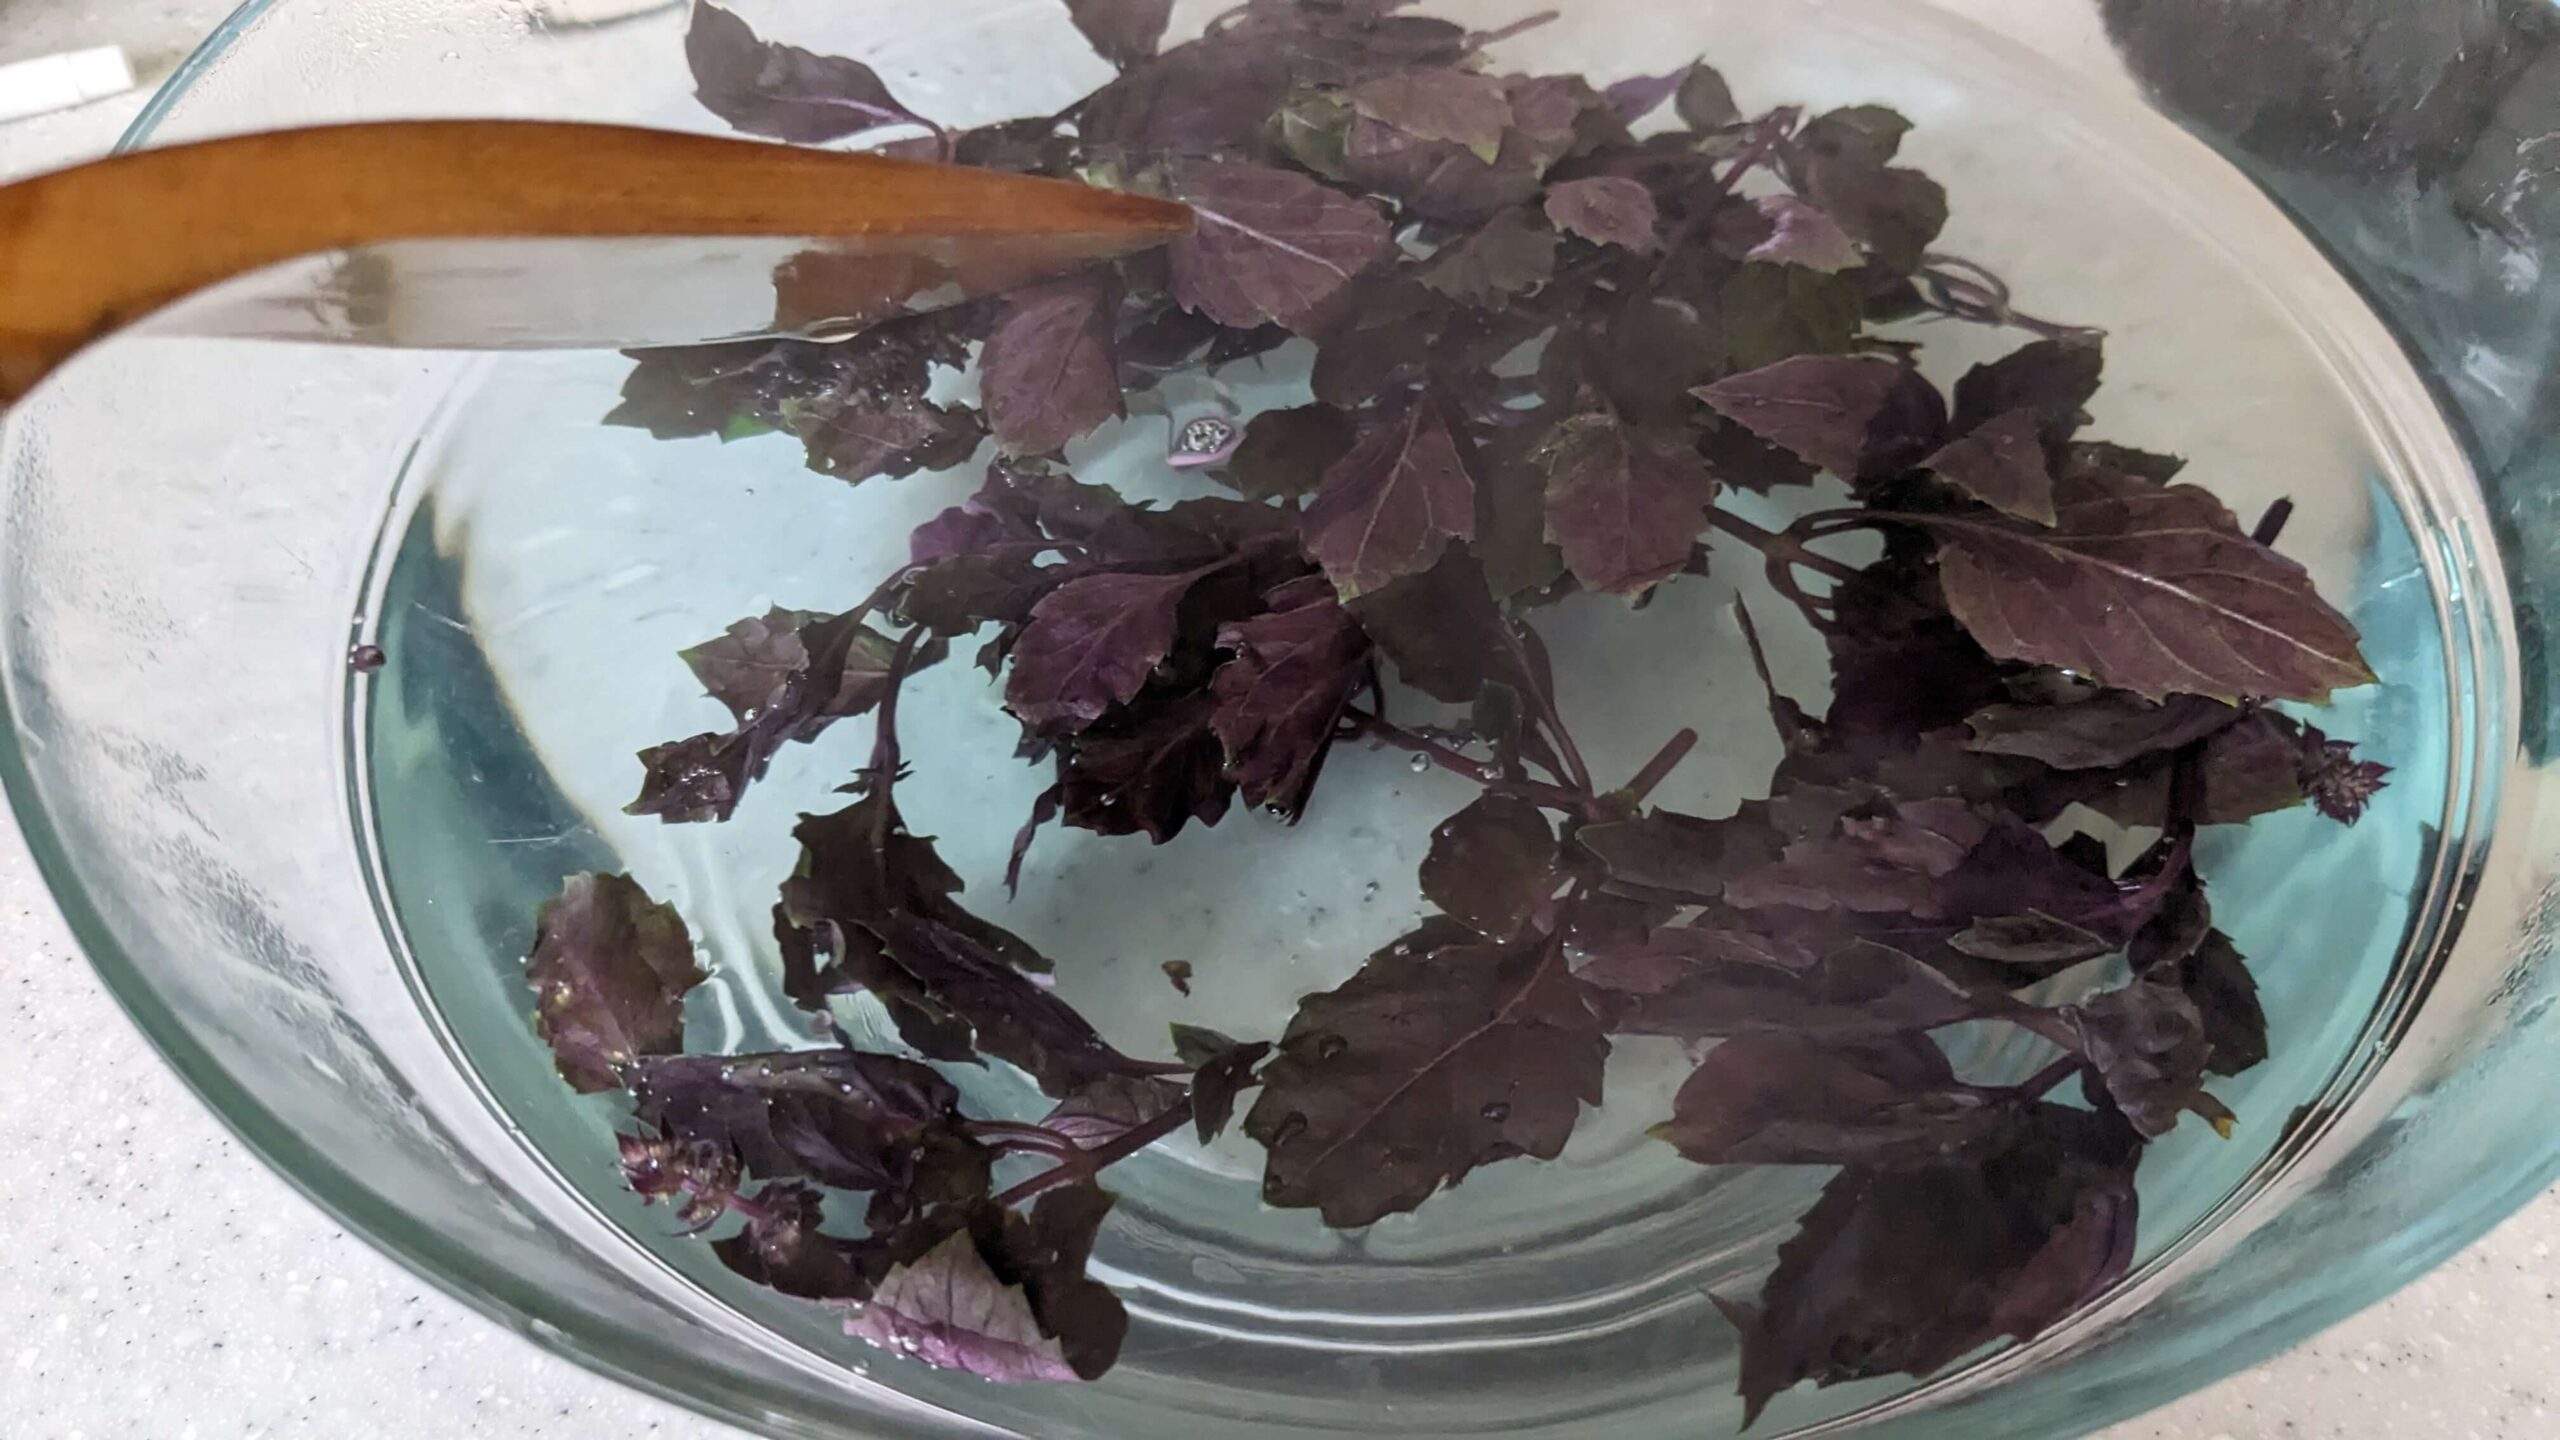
[5,7,2559,1438]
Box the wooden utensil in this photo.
[0,119,1196,405]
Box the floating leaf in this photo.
[1745,196,1863,273]
[1925,408,2058,524]
[1064,0,1175,67]
[1914,471,2376,702]
[1544,177,1661,251]
[1540,412,1719,595]
[1043,1075,1187,1149]
[982,275,1125,456]
[1353,68,1516,157]
[1694,356,1946,483]
[1167,161,1394,331]
[530,873,707,1093]
[1420,208,1561,304]
[1006,562,1225,733]
[1223,405,1360,501]
[686,3,925,143]
[1952,337,2105,440]
[1211,579,1373,817]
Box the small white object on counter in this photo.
[0,47,135,126]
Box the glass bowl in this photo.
[3,1,2556,1437]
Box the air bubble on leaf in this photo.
[1315,1035,1349,1060]
[1409,753,1433,773]
[1480,1100,1511,1122]
[1274,1113,1311,1144]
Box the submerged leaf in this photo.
[530,874,707,1093]
[1419,794,1560,940]
[1656,1033,2018,1168]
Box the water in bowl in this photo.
[353,6,2481,1436]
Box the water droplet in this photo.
[347,643,386,674]
[1363,881,1380,899]
[1315,1035,1348,1060]
[1101,792,1121,807]
[1409,753,1432,773]
[1273,1113,1310,1144]
[1481,1100,1511,1122]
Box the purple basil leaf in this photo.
[1926,407,2059,524]
[1210,578,1373,818]
[1419,208,1561,305]
[790,395,986,483]
[1675,62,1743,131]
[1719,262,1868,373]
[1540,412,1719,595]
[1951,337,2106,440]
[680,608,825,727]
[1166,161,1394,332]
[1302,398,1481,599]
[685,3,926,143]
[1791,105,1913,171]
[1544,176,1662,251]
[1654,1033,2019,1168]
[1725,798,1990,917]
[2298,720,2393,824]
[981,275,1126,456]
[713,1183,886,1301]
[1352,68,1516,156]
[1006,562,1225,733]
[970,1183,1128,1380]
[1946,912,2118,968]
[1005,784,1064,899]
[1745,196,1864,273]
[1575,808,1786,902]
[1246,931,1606,1226]
[1962,692,2244,770]
[529,873,706,1093]
[1057,687,1237,842]
[1063,0,1175,67]
[1042,1075,1187,1149]
[1915,471,2376,703]
[1344,549,1528,704]
[2034,980,2226,1139]
[1602,65,1691,126]
[1589,936,1981,1043]
[2064,440,2187,485]
[1720,1105,2139,1424]
[1420,794,1561,940]
[847,1228,1081,1382]
[619,1129,742,1230]
[630,1049,989,1214]
[1224,404,1360,501]
[1804,163,1947,276]
[1694,356,1947,483]
[2180,930,2269,1077]
[780,792,1049,993]
[1188,1037,1272,1143]
[863,914,1148,1097]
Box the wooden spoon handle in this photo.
[0,120,1195,404]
